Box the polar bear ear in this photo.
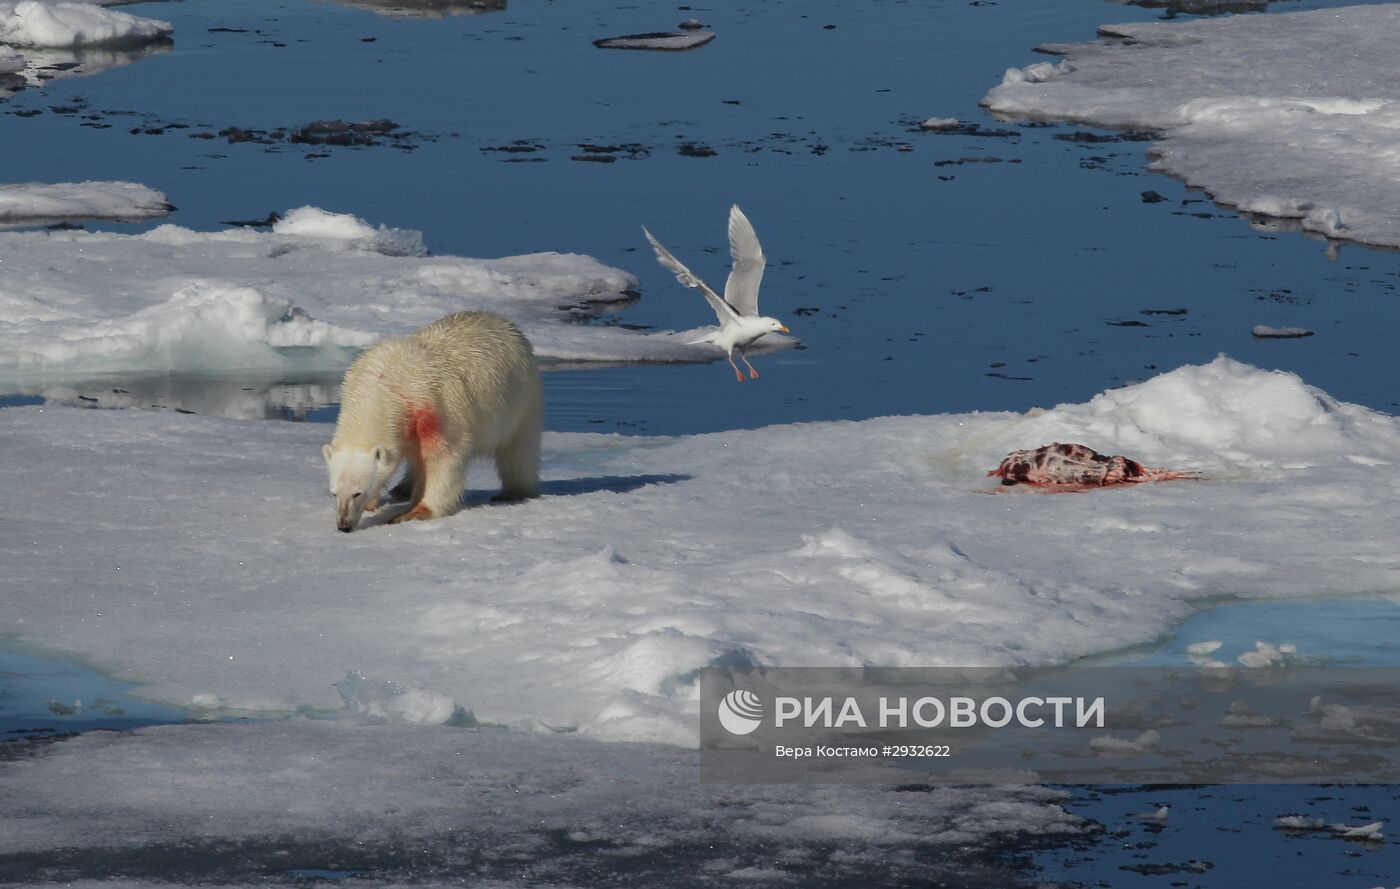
[322,444,334,465]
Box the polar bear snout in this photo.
[336,492,366,532]
[326,447,386,534]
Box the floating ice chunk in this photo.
[1274,815,1385,842]
[0,180,172,226]
[594,31,716,51]
[1090,729,1160,755]
[1133,805,1169,823]
[920,116,960,130]
[0,45,21,72]
[998,60,1072,86]
[1295,695,1400,746]
[336,672,463,725]
[1252,325,1314,340]
[1237,641,1300,668]
[1220,700,1284,729]
[1337,822,1385,841]
[1186,640,1222,656]
[0,0,172,48]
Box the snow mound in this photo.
[0,0,172,48]
[2,358,1398,745]
[8,282,373,373]
[0,205,752,380]
[982,5,1400,248]
[272,205,423,256]
[0,180,171,225]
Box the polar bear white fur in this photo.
[322,311,542,532]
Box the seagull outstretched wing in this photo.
[723,205,766,317]
[643,226,739,325]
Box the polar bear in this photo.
[322,311,542,532]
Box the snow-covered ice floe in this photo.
[0,0,171,48]
[0,720,1082,883]
[2,357,1398,745]
[982,5,1400,248]
[0,205,780,381]
[0,180,172,227]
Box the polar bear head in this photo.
[322,443,397,532]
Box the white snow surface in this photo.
[0,206,759,380]
[2,358,1398,746]
[0,0,171,48]
[0,180,171,225]
[982,5,1400,248]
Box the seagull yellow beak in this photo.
[779,325,790,334]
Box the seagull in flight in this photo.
[643,205,790,382]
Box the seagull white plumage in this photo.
[643,205,790,382]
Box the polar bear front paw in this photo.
[388,503,434,524]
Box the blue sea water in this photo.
[1052,598,1400,886]
[3,0,1400,885]
[3,0,1400,432]
[0,645,187,736]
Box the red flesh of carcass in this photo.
[988,442,1198,491]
